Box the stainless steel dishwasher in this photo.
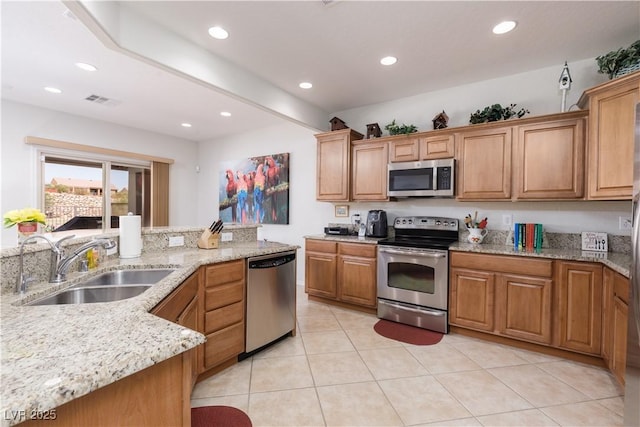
[245,250,297,353]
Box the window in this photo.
[41,154,151,232]
[27,136,172,231]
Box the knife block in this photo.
[197,229,220,249]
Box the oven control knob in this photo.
[435,220,441,225]
[443,221,449,226]
[408,219,413,224]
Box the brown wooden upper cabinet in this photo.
[389,132,455,162]
[351,139,389,201]
[316,129,364,201]
[578,71,640,200]
[513,114,586,200]
[456,125,513,200]
[456,111,587,201]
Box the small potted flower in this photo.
[3,207,47,244]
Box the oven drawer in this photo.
[450,252,553,277]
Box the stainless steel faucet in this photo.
[16,234,60,294]
[50,238,117,283]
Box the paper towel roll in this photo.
[119,214,142,259]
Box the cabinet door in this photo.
[450,268,495,331]
[495,274,552,344]
[611,295,628,385]
[351,140,389,200]
[586,75,639,199]
[556,262,603,355]
[456,127,512,199]
[177,296,199,389]
[305,251,338,298]
[316,130,361,201]
[389,136,419,162]
[337,254,376,307]
[514,116,585,199]
[419,134,454,160]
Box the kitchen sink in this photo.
[25,268,175,306]
[27,285,153,306]
[76,269,175,287]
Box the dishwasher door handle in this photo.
[248,251,296,269]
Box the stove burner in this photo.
[379,216,459,250]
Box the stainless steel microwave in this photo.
[387,158,455,197]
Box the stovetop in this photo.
[378,216,459,250]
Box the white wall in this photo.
[333,58,608,133]
[0,100,199,248]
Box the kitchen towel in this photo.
[119,214,142,258]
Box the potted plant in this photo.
[596,40,640,79]
[469,103,530,125]
[3,207,47,244]
[385,119,417,135]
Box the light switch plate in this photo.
[168,235,185,247]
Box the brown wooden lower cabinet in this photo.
[555,261,603,355]
[305,239,377,310]
[451,251,629,385]
[20,353,191,427]
[603,267,630,384]
[450,252,553,345]
[496,273,552,345]
[201,260,246,372]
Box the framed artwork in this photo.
[219,153,289,225]
[335,205,349,217]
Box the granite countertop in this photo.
[449,242,632,278]
[304,234,383,245]
[0,240,297,427]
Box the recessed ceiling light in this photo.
[181,123,192,128]
[299,82,313,89]
[75,62,97,72]
[220,111,231,117]
[44,87,62,94]
[492,20,517,35]
[208,26,229,40]
[380,56,397,66]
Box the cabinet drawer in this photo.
[205,281,244,311]
[450,252,553,277]
[205,301,244,334]
[151,272,198,322]
[339,242,376,258]
[205,260,245,287]
[613,273,630,303]
[306,239,337,254]
[204,322,245,368]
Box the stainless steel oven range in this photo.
[377,216,459,334]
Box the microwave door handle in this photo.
[379,247,446,258]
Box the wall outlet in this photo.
[619,216,632,230]
[502,214,513,227]
[221,232,233,242]
[168,235,185,247]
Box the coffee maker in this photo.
[365,210,388,238]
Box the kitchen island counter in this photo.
[0,240,297,426]
[450,242,631,278]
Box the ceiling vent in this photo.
[84,94,121,107]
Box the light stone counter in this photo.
[304,234,382,245]
[0,239,297,427]
[450,242,632,278]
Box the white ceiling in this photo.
[2,1,638,143]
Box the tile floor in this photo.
[191,286,625,426]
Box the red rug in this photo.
[191,405,252,427]
[374,319,444,345]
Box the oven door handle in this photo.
[379,299,446,316]
[378,247,446,258]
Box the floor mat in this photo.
[373,319,444,345]
[191,405,252,427]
